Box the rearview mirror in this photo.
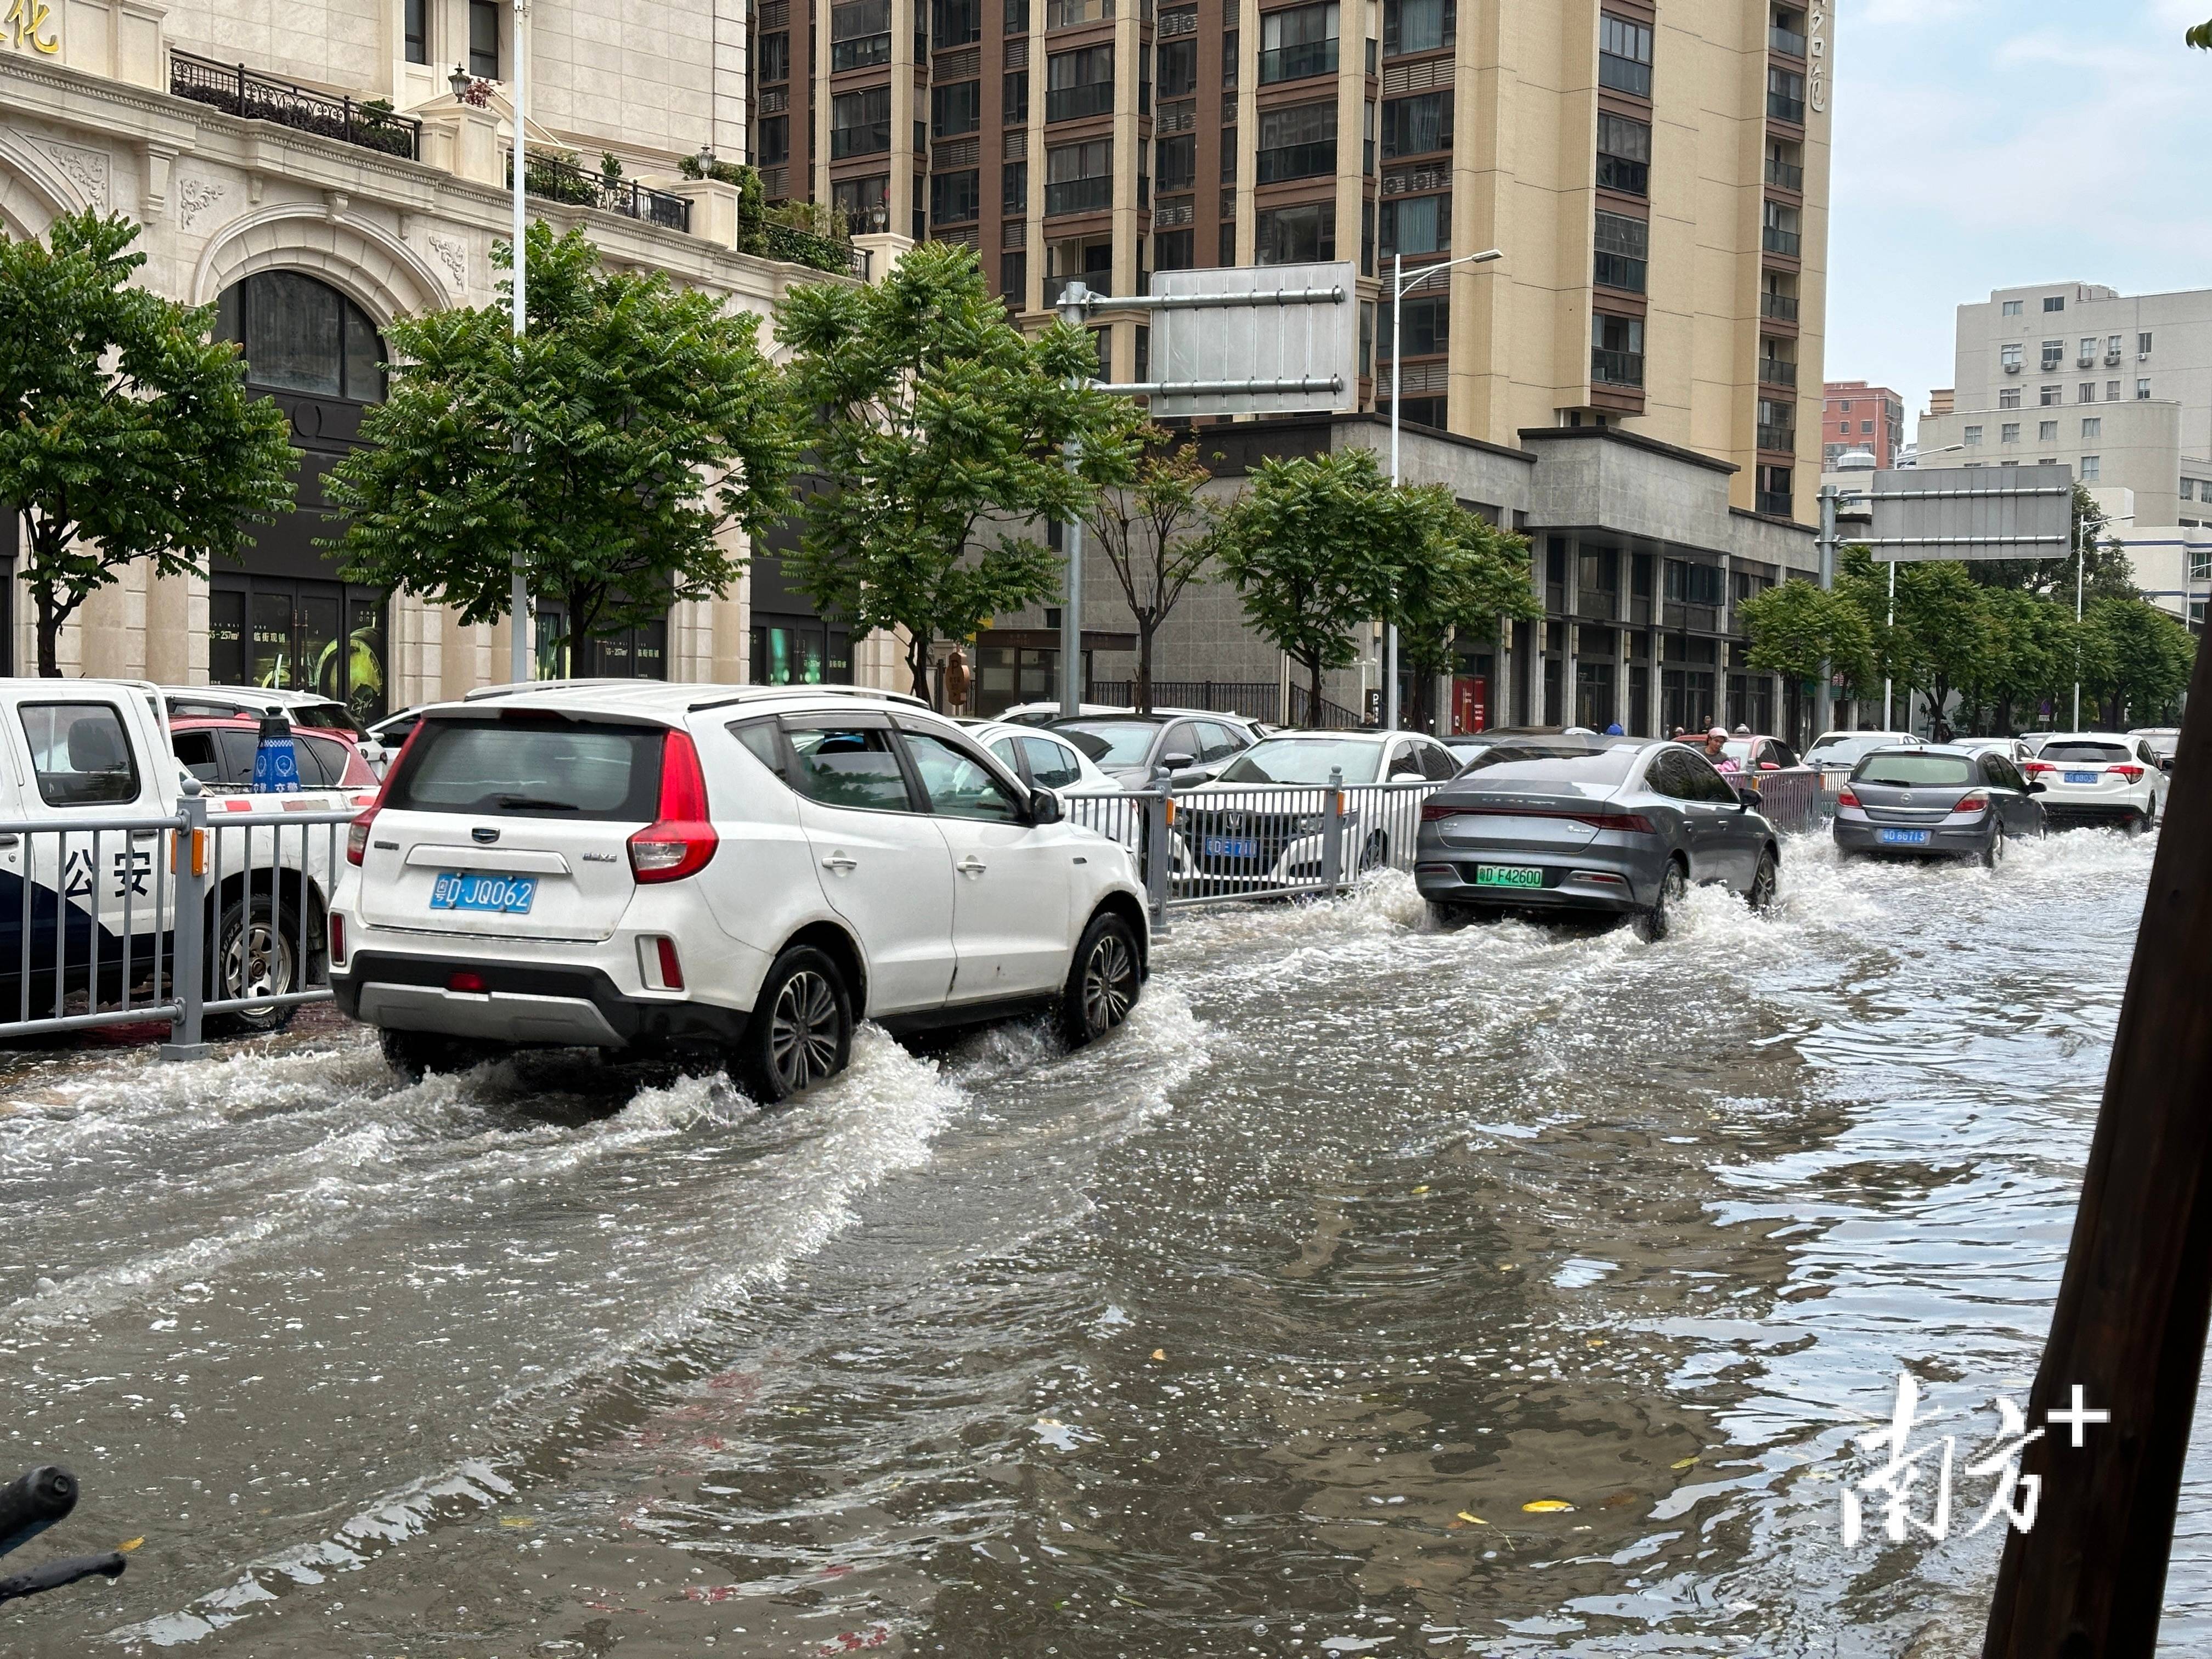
[1160,751,1195,771]
[1029,787,1063,824]
[1739,787,1761,810]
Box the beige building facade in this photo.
[0,0,900,718]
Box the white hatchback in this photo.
[329,684,1150,1098]
[2023,732,2162,830]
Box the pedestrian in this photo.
[1605,722,1624,736]
[1703,725,1741,772]
[1733,723,1752,738]
[1671,725,1686,741]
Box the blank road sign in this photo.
[1864,465,2075,562]
[1146,261,1358,418]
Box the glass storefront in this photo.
[535,602,670,682]
[209,577,387,726]
[751,612,853,686]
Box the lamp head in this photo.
[449,64,471,97]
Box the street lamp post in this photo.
[509,0,533,684]
[1385,246,1502,731]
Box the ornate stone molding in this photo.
[32,135,107,210]
[176,172,225,230]
[426,231,467,289]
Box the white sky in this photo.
[1828,0,2212,441]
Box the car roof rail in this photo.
[684,685,932,714]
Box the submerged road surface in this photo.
[0,830,2196,1656]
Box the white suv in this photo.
[329,684,1150,1098]
[2022,731,2162,830]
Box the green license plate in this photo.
[1474,865,1545,889]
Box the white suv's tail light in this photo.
[638,934,685,990]
[329,912,347,966]
[628,729,719,883]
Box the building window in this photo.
[2081,416,2101,439]
[210,579,391,725]
[1766,65,1804,121]
[1002,158,1027,210]
[2043,295,2065,312]
[1592,311,1642,386]
[216,270,388,403]
[1999,387,2021,410]
[2000,343,2022,369]
[2138,377,2153,399]
[2039,384,2061,407]
[1220,220,1237,263]
[2001,298,2023,316]
[1043,138,1113,215]
[932,80,981,137]
[1963,425,1982,445]
[1756,464,1792,517]
[2184,479,2198,501]
[469,0,501,77]
[2038,420,2057,441]
[759,116,790,165]
[1859,419,1872,434]
[1593,210,1646,292]
[1379,91,1452,159]
[1761,198,1799,256]
[1256,100,1338,181]
[1006,0,1030,30]
[1045,44,1115,121]
[933,0,982,43]
[759,31,790,80]
[405,0,428,65]
[1000,250,1027,303]
[831,87,893,157]
[1003,68,1030,121]
[1384,0,1453,54]
[2000,422,2019,443]
[1044,0,1114,26]
[1155,227,1194,269]
[1158,35,1197,96]
[1379,193,1448,257]
[1223,26,1239,86]
[1259,1,1339,83]
[1156,132,1195,191]
[1255,199,1334,263]
[1599,13,1652,97]
[2040,339,2064,371]
[2138,331,2154,354]
[831,0,893,70]
[1596,113,1649,195]
[832,172,890,234]
[2106,381,2120,400]
[2080,455,2101,482]
[1379,294,1448,359]
[930,168,980,222]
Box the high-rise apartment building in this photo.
[756,0,1829,523]
[1822,380,1903,468]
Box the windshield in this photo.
[1808,733,1911,765]
[2041,741,2131,765]
[387,717,664,819]
[1216,738,1383,785]
[1453,743,1640,788]
[1053,720,1160,766]
[1854,753,1975,787]
[1722,740,1756,763]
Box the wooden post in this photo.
[1983,640,2212,1656]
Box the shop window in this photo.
[208,579,388,725]
[216,270,387,403]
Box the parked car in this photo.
[1803,730,1924,777]
[1001,701,1273,733]
[330,684,1152,1100]
[163,684,364,736]
[1831,745,2044,866]
[2022,732,2162,831]
[169,714,380,795]
[1048,712,1263,789]
[1170,730,1459,890]
[1414,737,1780,939]
[2128,727,2181,772]
[2017,731,2057,755]
[1951,735,2039,770]
[358,706,426,777]
[1720,734,1802,775]
[969,719,1142,855]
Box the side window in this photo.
[1195,721,1245,763]
[213,730,261,785]
[1681,753,1737,802]
[297,735,347,786]
[1771,741,1799,769]
[987,735,1028,778]
[18,703,141,807]
[783,721,917,811]
[1646,749,1692,800]
[173,731,220,783]
[900,730,1026,822]
[1161,722,1200,765]
[1420,742,1457,781]
[729,718,786,777]
[1019,735,1082,789]
[1982,755,2011,790]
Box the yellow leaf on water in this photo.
[116,1537,144,1553]
[1455,1511,1489,1526]
[1521,1499,1573,1513]
[1671,1457,1700,1471]
[1150,1349,1166,1361]
[499,1516,535,1529]
[1412,1185,1430,1195]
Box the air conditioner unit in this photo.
[2004,362,2022,374]
[2077,354,2096,368]
[2106,352,2122,365]
[2140,352,2152,361]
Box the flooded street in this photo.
[1,828,2191,1656]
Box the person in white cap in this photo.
[1701,725,1741,772]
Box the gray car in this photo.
[1414,737,1780,939]
[1049,712,1262,789]
[1830,744,2045,866]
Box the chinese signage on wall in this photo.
[4,0,60,54]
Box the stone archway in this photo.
[190,205,456,328]
[0,130,83,241]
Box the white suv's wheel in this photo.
[737,946,853,1102]
[1062,912,1141,1046]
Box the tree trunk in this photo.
[907,633,933,701]
[1135,620,1155,714]
[35,588,61,679]
[1307,656,1325,729]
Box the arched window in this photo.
[215,270,386,403]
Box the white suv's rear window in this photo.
[2040,742,2130,765]
[387,718,663,819]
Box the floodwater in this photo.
[0,827,2192,1656]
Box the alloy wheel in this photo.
[225,918,295,1000]
[1082,931,1138,1034]
[769,969,842,1092]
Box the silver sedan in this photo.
[1414,737,1780,938]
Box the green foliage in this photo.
[324,222,796,654]
[774,243,1143,698]
[2188,18,2212,48]
[1084,430,1217,712]
[1738,578,1874,690]
[1384,494,1540,728]
[1964,484,2135,602]
[0,210,296,675]
[675,157,848,267]
[2085,597,2196,726]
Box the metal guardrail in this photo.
[1730,765,1821,833]
[170,50,422,160]
[0,783,351,1060]
[504,150,692,232]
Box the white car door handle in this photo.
[957,855,988,877]
[821,852,859,872]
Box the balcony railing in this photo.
[1764,156,1803,190]
[1769,24,1806,55]
[1762,225,1801,256]
[1758,357,1798,388]
[1761,290,1799,321]
[1045,81,1114,121]
[1255,140,1336,183]
[1756,489,1793,517]
[1592,347,1644,387]
[1257,38,1338,83]
[830,120,893,159]
[504,150,692,231]
[1045,0,1113,25]
[1598,52,1651,97]
[1044,174,1113,215]
[1767,91,1805,123]
[1593,251,1646,293]
[1757,422,1796,452]
[170,49,422,160]
[764,221,865,275]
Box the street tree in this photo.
[1084,430,1216,713]
[2086,597,2195,727]
[326,223,796,664]
[1738,577,1874,740]
[1384,495,1539,731]
[775,244,1142,700]
[1208,447,1434,722]
[0,211,296,676]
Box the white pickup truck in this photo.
[0,679,355,1036]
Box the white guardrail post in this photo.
[159,782,211,1063]
[1319,766,1345,896]
[1144,781,1172,930]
